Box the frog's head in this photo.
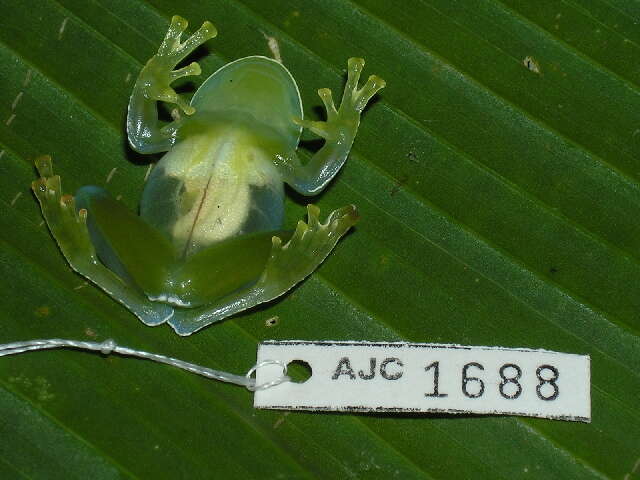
[191,56,303,151]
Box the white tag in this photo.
[254,341,591,422]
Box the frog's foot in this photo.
[32,155,95,265]
[258,204,359,297]
[32,155,174,326]
[167,204,358,336]
[139,15,217,115]
[294,58,385,141]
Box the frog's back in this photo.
[191,56,302,150]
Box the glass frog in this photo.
[32,16,385,335]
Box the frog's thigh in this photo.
[75,185,175,299]
[171,231,288,307]
[32,156,173,326]
[168,204,358,336]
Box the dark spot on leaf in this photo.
[391,174,409,196]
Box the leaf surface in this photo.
[0,0,638,478]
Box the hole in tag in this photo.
[286,360,312,383]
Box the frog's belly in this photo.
[140,132,284,257]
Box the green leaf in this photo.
[0,0,638,478]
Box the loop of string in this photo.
[245,360,289,391]
[0,338,290,391]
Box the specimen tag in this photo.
[254,341,591,422]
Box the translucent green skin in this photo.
[32,16,384,335]
[139,58,300,262]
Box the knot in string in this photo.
[100,338,117,355]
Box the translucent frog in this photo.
[32,16,385,335]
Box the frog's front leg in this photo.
[32,156,174,325]
[277,58,385,195]
[168,204,358,336]
[127,15,217,154]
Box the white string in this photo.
[0,338,290,391]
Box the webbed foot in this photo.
[139,15,217,115]
[32,155,96,266]
[258,204,359,297]
[294,58,385,142]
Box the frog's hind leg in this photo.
[168,204,358,335]
[32,155,174,326]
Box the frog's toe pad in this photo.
[300,204,359,253]
[282,204,358,257]
[341,57,385,113]
[32,156,62,206]
[158,15,217,59]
